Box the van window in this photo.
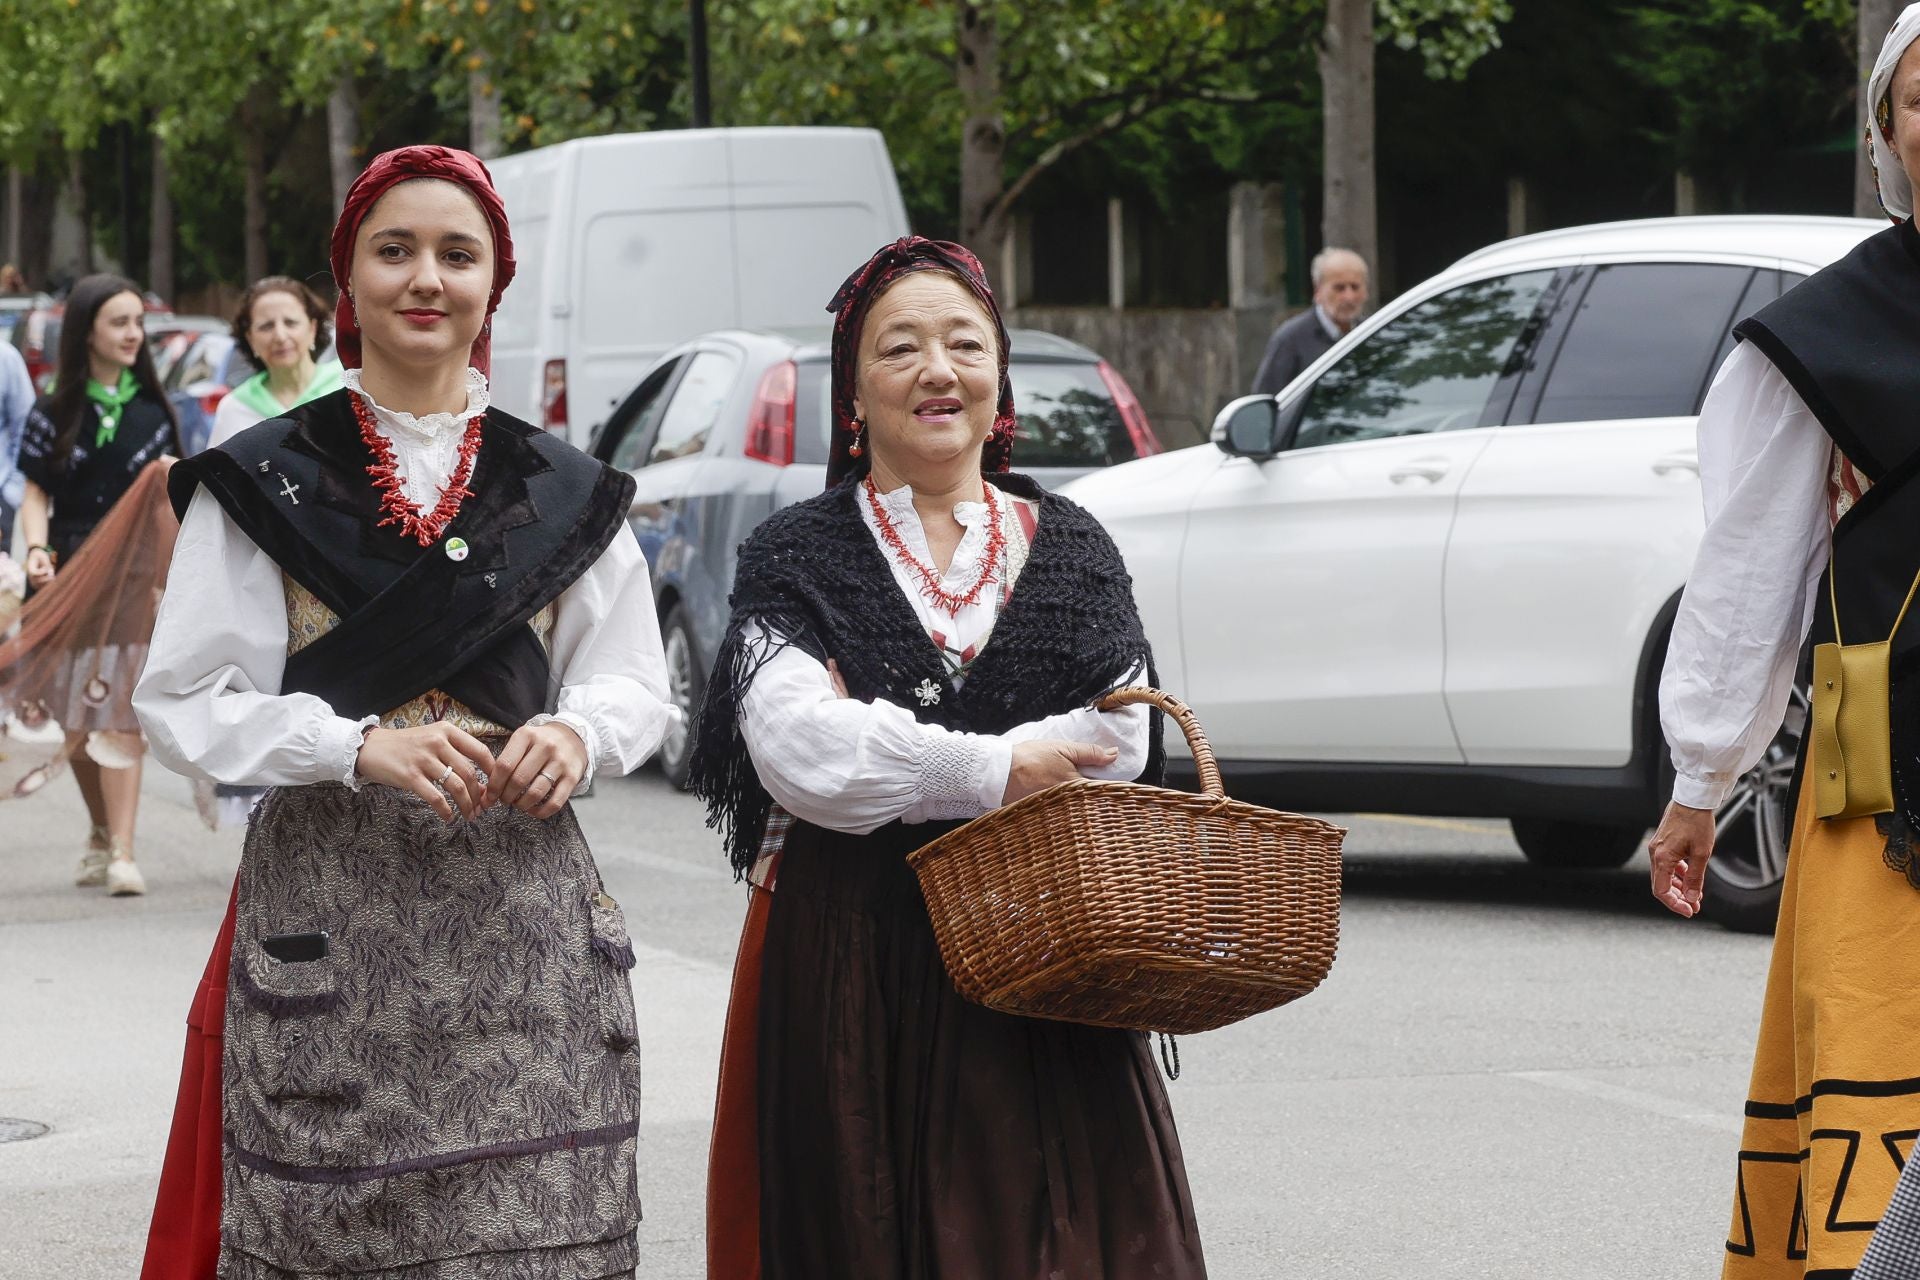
[1528,263,1753,424]
[1011,363,1135,467]
[647,350,739,465]
[1291,270,1555,451]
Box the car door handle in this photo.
[1652,451,1699,476]
[1389,460,1450,484]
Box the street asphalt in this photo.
[0,759,1771,1278]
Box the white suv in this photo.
[1063,216,1881,932]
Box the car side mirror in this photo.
[1214,395,1282,458]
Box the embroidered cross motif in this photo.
[914,678,942,707]
[277,476,300,505]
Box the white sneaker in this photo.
[106,855,145,898]
[74,826,111,888]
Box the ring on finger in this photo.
[436,762,455,786]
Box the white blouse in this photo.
[134,371,678,789]
[1659,341,1835,810]
[738,481,1152,835]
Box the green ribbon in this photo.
[84,369,141,448]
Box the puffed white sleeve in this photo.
[134,488,377,786]
[738,632,1151,833]
[1658,342,1833,810]
[536,523,678,786]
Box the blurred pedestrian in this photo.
[206,275,343,448]
[0,262,27,294]
[16,273,183,897]
[134,144,674,1280]
[693,236,1205,1279]
[1650,8,1920,1276]
[0,337,32,546]
[1250,247,1369,395]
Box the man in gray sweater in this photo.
[1250,248,1370,395]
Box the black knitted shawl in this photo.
[690,472,1164,877]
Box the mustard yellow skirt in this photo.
[1724,746,1920,1278]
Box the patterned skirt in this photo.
[1722,731,1920,1278]
[219,782,642,1279]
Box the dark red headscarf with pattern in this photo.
[825,236,1016,488]
[328,145,517,375]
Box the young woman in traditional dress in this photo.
[17,272,184,896]
[207,275,345,449]
[693,236,1207,1279]
[1651,9,1920,1276]
[132,145,674,1280]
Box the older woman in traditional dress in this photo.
[1651,10,1920,1276]
[132,145,674,1279]
[693,237,1207,1279]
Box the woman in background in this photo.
[207,275,343,449]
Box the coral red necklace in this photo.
[350,391,484,547]
[863,478,1006,615]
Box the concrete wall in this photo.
[1009,303,1290,449]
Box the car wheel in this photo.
[1700,686,1804,934]
[656,604,704,791]
[1510,817,1644,870]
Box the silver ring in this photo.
[436,763,455,786]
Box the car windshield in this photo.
[797,358,1135,469]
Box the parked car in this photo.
[0,293,53,351]
[146,313,228,382]
[488,127,911,447]
[161,331,252,454]
[8,300,64,391]
[590,326,1160,786]
[1061,214,1884,933]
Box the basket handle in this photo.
[1096,686,1224,798]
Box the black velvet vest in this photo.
[1736,219,1920,833]
[166,388,636,729]
[689,473,1163,876]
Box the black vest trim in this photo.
[1733,219,1920,485]
[688,473,1163,876]
[166,389,637,727]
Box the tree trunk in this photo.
[1858,0,1904,218]
[70,150,94,275]
[17,168,55,288]
[1318,0,1377,274]
[4,166,20,270]
[469,68,502,161]
[956,0,1006,250]
[148,134,174,302]
[327,76,361,219]
[241,89,270,283]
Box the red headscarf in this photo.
[328,145,517,375]
[824,237,1017,488]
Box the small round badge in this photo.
[444,536,470,562]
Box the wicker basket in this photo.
[907,687,1344,1036]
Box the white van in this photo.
[487,127,911,446]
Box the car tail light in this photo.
[744,360,797,466]
[1097,360,1161,458]
[541,359,568,432]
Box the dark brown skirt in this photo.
[748,819,1207,1279]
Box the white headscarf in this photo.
[1868,4,1920,221]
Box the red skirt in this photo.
[139,882,237,1280]
[707,880,772,1280]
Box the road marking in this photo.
[1505,1069,1743,1135]
[1354,813,1507,836]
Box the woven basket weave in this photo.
[907,687,1344,1036]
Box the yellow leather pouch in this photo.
[1811,560,1920,820]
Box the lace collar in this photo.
[342,366,489,440]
